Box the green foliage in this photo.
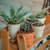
[29,16,36,22]
[21,17,31,33]
[42,10,49,15]
[37,13,43,18]
[0,4,29,24]
[47,36,50,40]
[36,21,42,26]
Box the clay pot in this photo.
[44,15,50,25]
[18,31,34,46]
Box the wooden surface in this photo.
[36,40,50,50]
[17,34,27,50]
[27,24,50,50]
[1,29,9,50]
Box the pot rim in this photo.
[8,23,20,25]
[36,16,46,19]
[31,24,45,28]
[18,30,35,35]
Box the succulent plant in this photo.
[36,13,44,18]
[35,21,42,26]
[0,4,29,24]
[29,16,36,22]
[42,10,49,15]
[21,17,32,33]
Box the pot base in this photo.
[10,39,16,42]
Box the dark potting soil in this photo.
[19,29,34,34]
[33,23,44,27]
[36,16,45,19]
[27,19,38,22]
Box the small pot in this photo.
[8,24,20,42]
[48,44,50,50]
[32,24,45,37]
[18,31,34,46]
[44,15,50,25]
[36,16,46,24]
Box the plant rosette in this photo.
[27,16,38,24]
[32,21,45,37]
[8,24,20,42]
[18,29,34,46]
[42,10,50,25]
[36,13,46,24]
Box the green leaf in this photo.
[30,16,36,22]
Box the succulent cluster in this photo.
[36,21,42,26]
[21,17,31,33]
[0,5,29,24]
[28,16,36,22]
[42,10,49,15]
[36,13,44,18]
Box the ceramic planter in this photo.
[8,24,20,42]
[44,15,50,25]
[18,31,34,46]
[32,24,45,37]
[36,17,46,24]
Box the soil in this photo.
[33,23,44,27]
[8,23,20,25]
[19,28,34,34]
[27,19,38,22]
[36,16,45,19]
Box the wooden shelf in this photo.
[36,40,50,50]
[27,24,50,50]
[0,7,50,50]
[9,41,18,50]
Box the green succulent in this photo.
[36,21,42,26]
[42,10,49,15]
[21,17,31,33]
[29,16,36,22]
[37,13,43,18]
[0,4,29,24]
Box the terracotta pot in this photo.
[18,31,34,46]
[44,15,50,25]
[8,24,20,42]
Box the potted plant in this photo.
[32,21,45,37]
[42,10,50,25]
[27,16,38,24]
[36,13,46,24]
[0,5,29,42]
[18,17,34,45]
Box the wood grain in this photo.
[36,40,50,50]
[1,29,9,50]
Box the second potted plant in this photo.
[18,17,34,45]
[32,21,45,37]
[36,13,46,24]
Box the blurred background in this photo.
[0,0,44,50]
